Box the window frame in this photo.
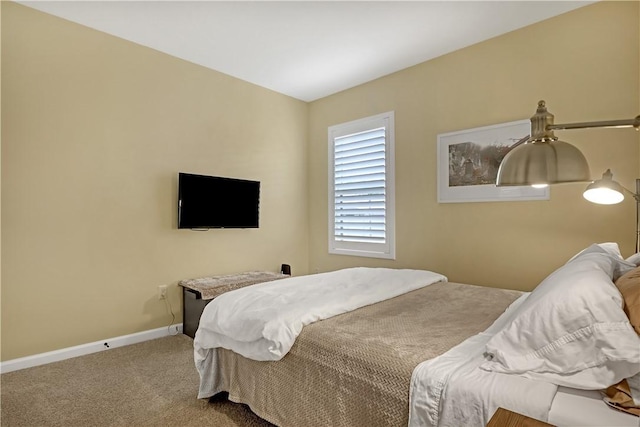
[327,111,396,260]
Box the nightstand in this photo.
[487,407,555,427]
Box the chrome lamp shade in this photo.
[496,100,592,186]
[496,138,591,186]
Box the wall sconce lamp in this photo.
[496,100,640,250]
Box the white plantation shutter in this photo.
[334,128,386,242]
[328,112,395,259]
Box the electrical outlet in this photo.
[158,285,167,300]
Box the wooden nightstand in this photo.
[487,407,555,427]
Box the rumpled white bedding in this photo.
[194,267,447,363]
[409,292,559,427]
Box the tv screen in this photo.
[178,173,260,229]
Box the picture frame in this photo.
[437,119,549,203]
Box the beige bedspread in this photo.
[201,281,522,427]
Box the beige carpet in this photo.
[1,334,274,427]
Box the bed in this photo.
[193,244,640,427]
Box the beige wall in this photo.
[2,1,639,362]
[1,2,309,360]
[308,1,640,290]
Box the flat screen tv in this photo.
[178,172,260,229]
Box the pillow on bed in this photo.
[481,244,640,390]
[626,252,640,266]
[614,266,640,335]
[567,242,635,280]
[568,242,623,259]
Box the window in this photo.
[328,111,395,259]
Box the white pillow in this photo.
[626,252,640,267]
[481,245,640,390]
[567,242,635,280]
[567,242,623,260]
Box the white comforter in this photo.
[193,267,447,362]
[409,292,559,427]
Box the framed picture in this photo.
[437,119,549,203]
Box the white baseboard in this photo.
[0,323,184,374]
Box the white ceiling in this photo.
[20,1,595,102]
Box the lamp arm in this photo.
[616,181,640,203]
[547,116,640,131]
